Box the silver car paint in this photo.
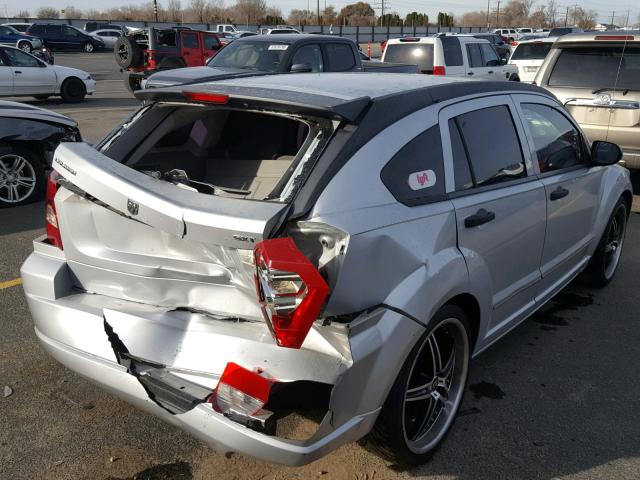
[21,78,632,465]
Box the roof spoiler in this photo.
[135,87,371,123]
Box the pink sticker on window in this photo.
[408,169,436,190]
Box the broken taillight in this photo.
[210,362,276,430]
[45,170,63,250]
[254,237,329,349]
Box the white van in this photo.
[508,37,557,83]
[382,36,519,80]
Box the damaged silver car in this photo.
[22,73,632,466]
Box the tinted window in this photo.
[182,32,199,49]
[291,44,323,72]
[28,25,44,33]
[208,41,287,72]
[46,25,62,34]
[384,43,434,72]
[0,26,12,35]
[4,48,40,67]
[203,34,220,50]
[325,43,355,71]
[480,43,499,65]
[511,42,552,60]
[63,26,81,37]
[440,36,463,66]
[521,103,583,172]
[548,46,640,91]
[455,105,525,187]
[466,43,483,68]
[448,119,473,191]
[380,126,446,206]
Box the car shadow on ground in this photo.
[0,201,45,237]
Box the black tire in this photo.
[367,304,471,466]
[33,95,51,100]
[60,77,86,103]
[0,145,46,208]
[17,40,32,53]
[157,57,186,70]
[582,197,628,287]
[82,41,95,53]
[124,74,142,94]
[114,36,143,68]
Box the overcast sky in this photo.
[3,0,639,25]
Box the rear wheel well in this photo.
[444,293,480,349]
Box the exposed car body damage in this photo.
[21,73,632,465]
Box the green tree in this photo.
[405,11,428,26]
[378,12,401,26]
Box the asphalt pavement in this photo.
[1,52,640,480]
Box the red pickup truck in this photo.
[115,27,222,92]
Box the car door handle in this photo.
[14,70,22,74]
[464,208,496,228]
[488,70,494,74]
[467,71,474,75]
[550,186,569,201]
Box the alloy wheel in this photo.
[0,154,37,204]
[402,317,469,454]
[603,204,626,279]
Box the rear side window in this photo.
[521,103,583,172]
[203,34,220,50]
[384,43,434,72]
[548,46,640,91]
[511,42,552,60]
[453,105,526,187]
[29,25,44,33]
[448,119,473,191]
[380,126,445,206]
[46,25,62,34]
[325,43,355,71]
[466,44,483,68]
[182,32,199,49]
[440,37,463,66]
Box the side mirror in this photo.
[289,63,312,73]
[591,141,622,166]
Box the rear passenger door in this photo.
[439,96,546,335]
[513,94,602,299]
[180,31,202,67]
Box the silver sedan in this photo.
[89,29,122,49]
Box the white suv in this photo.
[382,36,519,80]
[493,28,520,42]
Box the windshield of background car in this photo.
[207,41,288,71]
[511,42,553,60]
[384,43,434,71]
[548,45,640,90]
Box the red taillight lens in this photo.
[182,91,230,104]
[146,49,157,69]
[511,41,519,46]
[594,35,634,41]
[433,66,446,75]
[254,237,329,349]
[211,362,274,415]
[45,170,63,250]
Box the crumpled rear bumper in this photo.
[20,236,393,465]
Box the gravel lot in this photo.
[2,52,640,480]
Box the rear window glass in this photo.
[466,43,483,68]
[548,46,640,90]
[440,37,463,66]
[384,43,434,72]
[511,42,553,60]
[380,126,446,206]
